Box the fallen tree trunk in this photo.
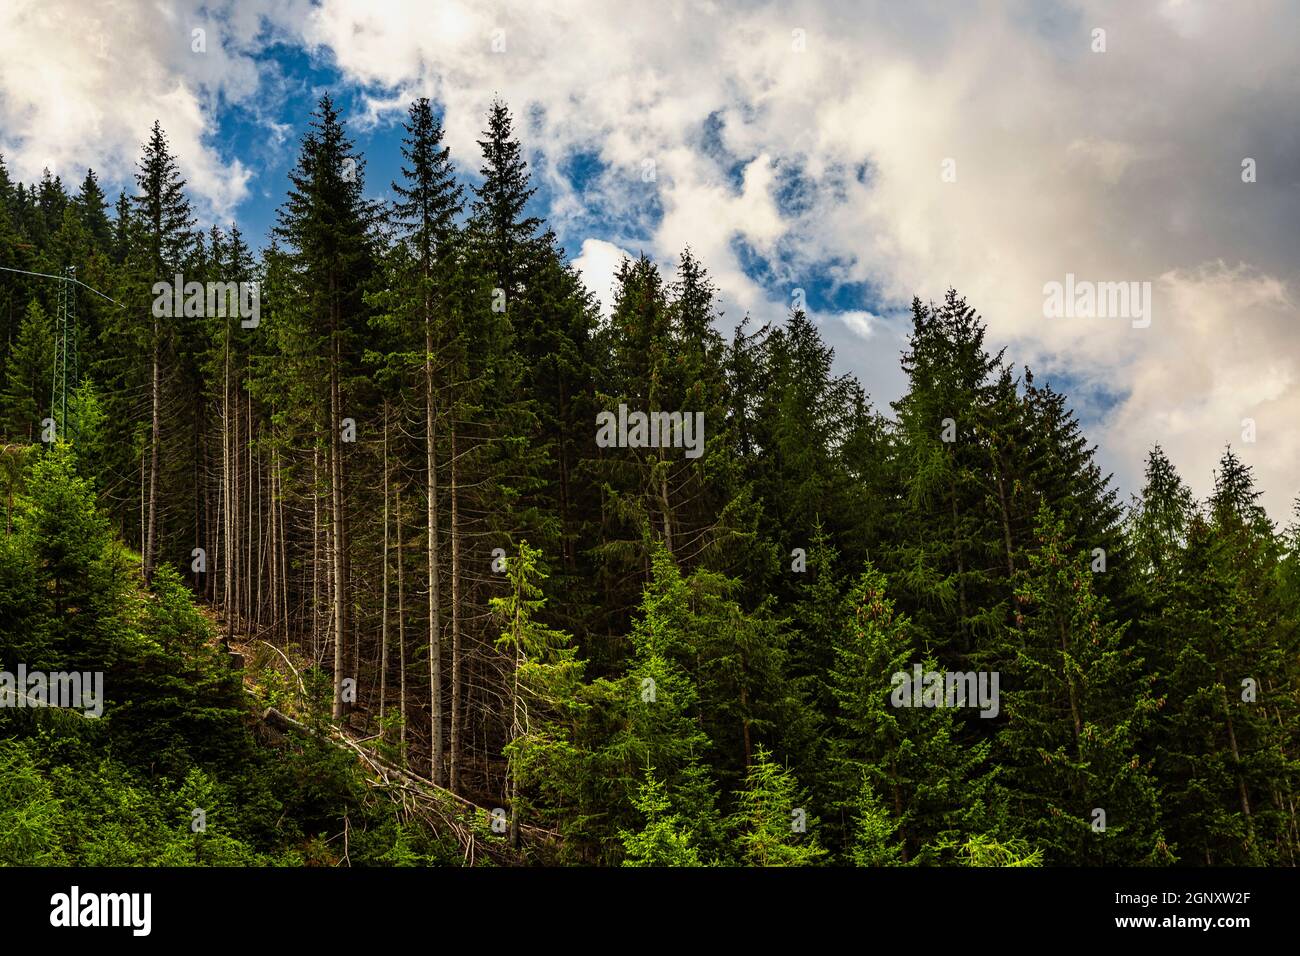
[259,706,559,865]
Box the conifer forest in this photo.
[1,3,1298,883]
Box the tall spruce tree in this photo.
[75,169,113,252]
[390,96,463,786]
[132,121,195,582]
[470,99,541,299]
[274,95,380,719]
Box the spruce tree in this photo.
[827,561,997,863]
[728,745,826,866]
[391,97,464,786]
[274,95,380,719]
[75,169,113,252]
[886,292,1005,660]
[999,503,1169,864]
[470,99,541,298]
[619,768,704,866]
[592,542,720,862]
[132,121,196,582]
[1149,450,1297,864]
[492,541,583,846]
[1,300,54,441]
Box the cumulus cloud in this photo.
[5,0,1299,516]
[1103,262,1300,518]
[0,0,314,220]
[835,311,878,340]
[573,237,633,319]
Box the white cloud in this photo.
[573,237,632,319]
[0,0,311,220]
[1103,262,1300,522]
[836,311,877,340]
[6,0,1300,517]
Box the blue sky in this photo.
[199,39,893,320]
[213,50,684,328]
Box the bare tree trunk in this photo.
[951,481,968,651]
[194,392,205,596]
[508,576,522,849]
[140,441,146,560]
[655,447,676,554]
[221,328,232,640]
[450,425,461,794]
[206,418,217,603]
[278,447,289,642]
[145,316,160,583]
[426,310,444,784]
[312,445,321,661]
[397,483,407,766]
[232,380,242,628]
[325,484,335,663]
[995,465,1015,578]
[265,443,274,627]
[330,289,347,721]
[245,374,254,636]
[256,424,264,628]
[380,404,390,727]
[1222,682,1256,851]
[213,424,223,618]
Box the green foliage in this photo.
[2,99,1299,871]
[998,504,1170,865]
[729,746,826,866]
[1,299,53,440]
[0,740,65,865]
[619,768,704,866]
[957,834,1044,867]
[827,562,997,864]
[493,540,584,844]
[0,444,456,867]
[847,777,904,867]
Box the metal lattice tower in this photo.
[0,263,120,445]
[51,265,79,441]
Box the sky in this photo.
[2,0,1298,520]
